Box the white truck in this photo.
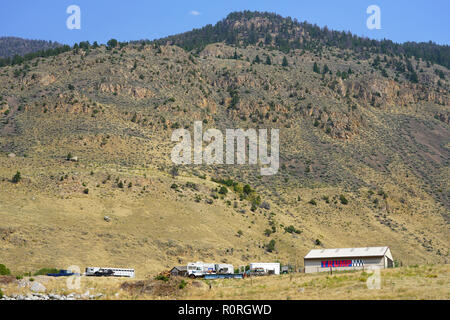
[249,263,280,275]
[187,262,234,278]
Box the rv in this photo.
[215,264,234,274]
[187,262,234,278]
[187,262,215,278]
[85,267,135,278]
[249,263,280,275]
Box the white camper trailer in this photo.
[249,263,280,275]
[215,264,234,274]
[187,262,216,278]
[187,262,234,277]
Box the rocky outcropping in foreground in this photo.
[1,293,104,300]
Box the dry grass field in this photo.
[1,264,448,300]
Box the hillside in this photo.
[0,37,63,59]
[0,11,448,277]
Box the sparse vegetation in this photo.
[11,171,21,183]
[0,264,11,275]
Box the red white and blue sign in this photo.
[321,259,364,268]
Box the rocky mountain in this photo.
[156,11,450,69]
[0,12,448,275]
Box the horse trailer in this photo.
[249,263,280,275]
[85,267,135,278]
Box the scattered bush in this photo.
[0,264,11,275]
[218,186,228,195]
[284,225,301,234]
[179,279,187,289]
[12,171,21,183]
[266,239,276,252]
[339,195,348,205]
[155,275,169,282]
[34,268,58,276]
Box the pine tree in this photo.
[266,56,272,65]
[107,39,118,49]
[253,55,261,64]
[282,56,288,67]
[313,62,320,73]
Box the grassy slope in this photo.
[0,42,448,276]
[1,264,449,300]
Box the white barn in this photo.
[304,246,394,273]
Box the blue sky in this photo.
[0,0,448,45]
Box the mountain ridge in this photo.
[0,36,63,59]
[154,11,450,68]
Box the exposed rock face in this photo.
[330,77,449,108]
[39,73,56,86]
[98,83,154,99]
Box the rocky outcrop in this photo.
[98,83,154,99]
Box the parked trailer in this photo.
[249,263,280,275]
[215,264,234,274]
[204,274,243,280]
[85,267,135,278]
[187,262,234,278]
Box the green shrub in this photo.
[12,171,21,183]
[284,225,301,234]
[34,268,59,276]
[0,264,11,275]
[266,239,276,252]
[155,275,169,282]
[218,186,228,195]
[179,280,187,289]
[339,195,348,205]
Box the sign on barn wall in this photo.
[321,259,364,268]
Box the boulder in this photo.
[30,281,46,293]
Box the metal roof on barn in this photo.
[304,246,391,259]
